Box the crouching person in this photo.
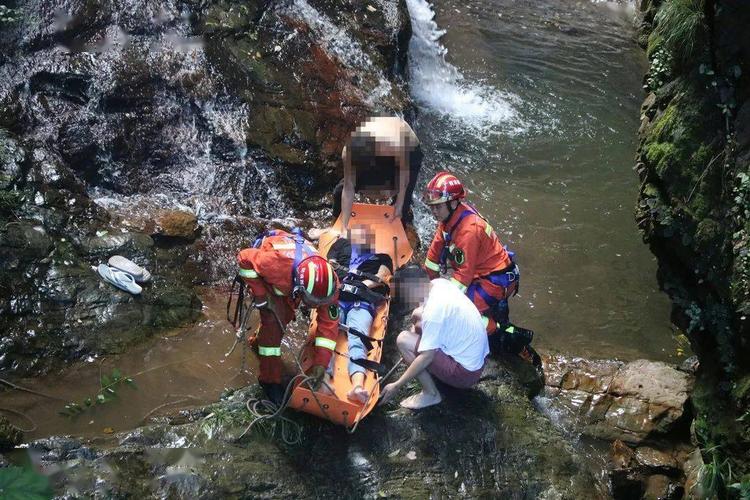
[379,266,489,409]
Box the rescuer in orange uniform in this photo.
[422,172,535,361]
[237,229,340,404]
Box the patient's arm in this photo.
[362,264,392,289]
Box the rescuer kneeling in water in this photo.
[324,224,393,403]
[237,229,340,405]
[422,171,539,365]
[379,266,489,409]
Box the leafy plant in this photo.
[698,446,733,499]
[654,0,707,67]
[646,47,673,91]
[200,405,253,439]
[59,368,137,418]
[0,466,53,500]
[729,478,750,500]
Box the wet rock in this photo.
[678,355,699,375]
[611,439,637,469]
[154,210,199,241]
[643,474,681,500]
[681,448,705,500]
[34,358,603,498]
[0,416,22,451]
[542,355,693,444]
[635,446,679,473]
[81,232,154,259]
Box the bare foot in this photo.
[347,385,370,404]
[399,391,442,410]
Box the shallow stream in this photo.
[1,0,688,441]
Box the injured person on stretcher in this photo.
[321,224,393,403]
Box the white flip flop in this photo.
[97,264,142,295]
[108,255,152,283]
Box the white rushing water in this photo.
[405,0,523,134]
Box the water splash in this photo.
[289,0,392,105]
[405,0,523,134]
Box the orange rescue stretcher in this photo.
[287,203,413,430]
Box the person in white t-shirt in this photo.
[380,267,489,409]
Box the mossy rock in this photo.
[0,417,22,451]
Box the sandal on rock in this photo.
[97,264,142,295]
[108,255,152,283]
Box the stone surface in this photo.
[28,358,604,498]
[0,416,22,451]
[0,0,411,377]
[543,354,694,444]
[154,210,199,241]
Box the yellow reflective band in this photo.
[505,325,515,334]
[306,262,316,294]
[271,243,296,250]
[425,258,440,272]
[238,268,258,279]
[272,286,285,296]
[450,278,467,292]
[482,315,490,328]
[258,346,282,357]
[327,265,334,296]
[314,337,337,351]
[485,223,493,236]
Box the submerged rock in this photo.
[0,416,22,451]
[542,355,694,444]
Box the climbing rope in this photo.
[347,357,403,434]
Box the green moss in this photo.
[734,375,750,403]
[645,141,677,178]
[649,103,678,141]
[0,188,21,213]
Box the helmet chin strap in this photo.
[443,200,458,223]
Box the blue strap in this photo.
[467,281,497,309]
[289,228,317,285]
[339,300,375,315]
[348,251,376,273]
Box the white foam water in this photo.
[405,0,523,134]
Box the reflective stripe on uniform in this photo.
[314,337,336,351]
[271,243,297,250]
[450,277,467,292]
[258,345,282,356]
[504,325,515,334]
[484,223,493,236]
[238,267,258,278]
[327,266,334,296]
[272,286,285,296]
[425,258,440,272]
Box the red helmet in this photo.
[424,171,466,205]
[295,255,338,307]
